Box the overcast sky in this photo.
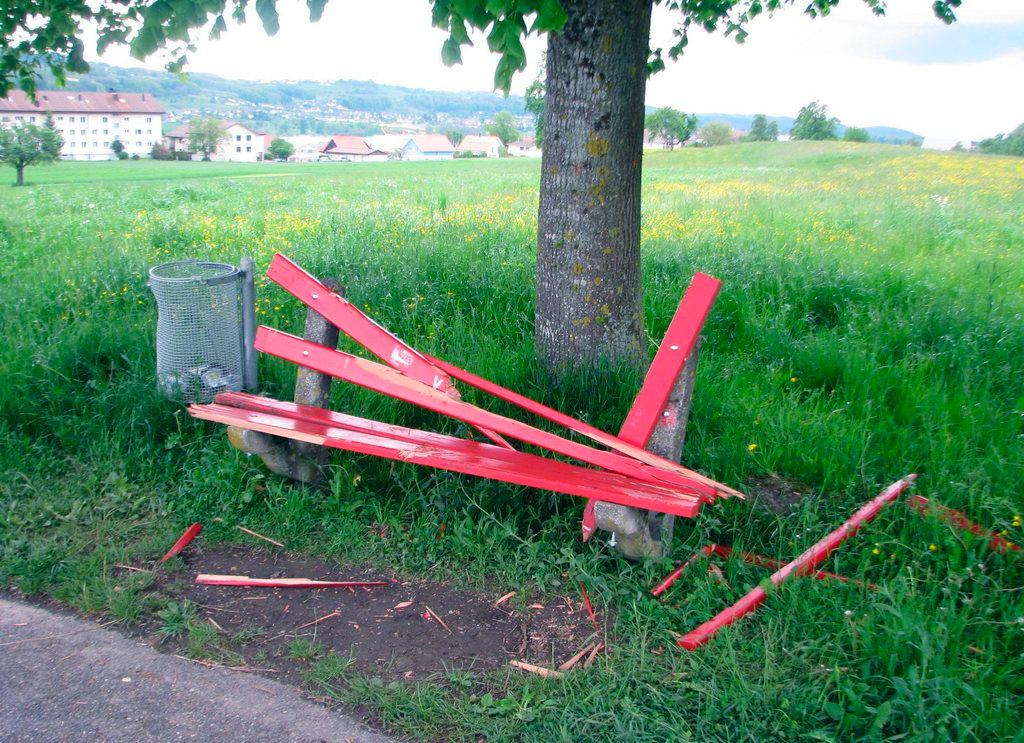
[90,0,1024,143]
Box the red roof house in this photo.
[320,134,389,161]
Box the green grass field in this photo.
[1,143,1022,740]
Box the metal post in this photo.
[240,256,258,391]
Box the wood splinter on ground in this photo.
[494,591,516,607]
[294,611,341,631]
[583,642,604,668]
[557,643,595,671]
[159,523,203,563]
[236,525,285,548]
[424,605,452,633]
[579,582,600,631]
[509,660,564,679]
[113,564,152,574]
[195,574,389,589]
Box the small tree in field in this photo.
[843,126,870,143]
[0,118,63,186]
[189,118,229,160]
[645,107,697,149]
[745,114,779,142]
[698,121,734,147]
[791,101,839,140]
[485,111,520,146]
[110,137,127,159]
[267,137,294,160]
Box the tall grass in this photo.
[1,143,1022,739]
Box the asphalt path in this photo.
[0,597,392,742]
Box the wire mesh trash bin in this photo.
[149,259,256,403]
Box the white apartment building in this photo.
[0,90,165,160]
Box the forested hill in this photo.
[44,62,527,135]
[42,62,921,142]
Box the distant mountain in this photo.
[42,62,922,143]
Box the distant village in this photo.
[0,87,750,164]
[0,89,550,163]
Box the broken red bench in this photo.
[189,252,740,523]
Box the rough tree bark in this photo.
[15,165,24,186]
[535,0,654,370]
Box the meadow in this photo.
[1,143,1022,740]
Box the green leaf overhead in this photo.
[1,0,966,96]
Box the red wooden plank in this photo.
[159,523,203,563]
[196,574,389,589]
[677,475,916,650]
[719,546,873,588]
[254,326,720,499]
[618,272,721,448]
[426,354,742,500]
[266,252,457,396]
[580,272,721,539]
[190,401,702,518]
[650,543,872,598]
[268,253,512,449]
[650,544,720,597]
[906,495,1020,553]
[217,391,578,472]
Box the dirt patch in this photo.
[142,546,593,685]
[746,474,812,514]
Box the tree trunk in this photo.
[15,165,24,186]
[535,0,653,371]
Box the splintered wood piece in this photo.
[424,605,452,633]
[195,574,389,589]
[236,525,285,548]
[579,583,599,631]
[114,564,152,574]
[509,660,564,679]
[159,523,203,563]
[583,643,604,668]
[294,611,341,631]
[651,544,721,597]
[494,591,516,607]
[557,643,595,671]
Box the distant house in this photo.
[319,134,388,162]
[508,137,541,157]
[403,134,456,161]
[365,134,411,158]
[165,120,270,162]
[0,89,165,160]
[457,134,503,158]
[282,135,330,162]
[643,130,672,150]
